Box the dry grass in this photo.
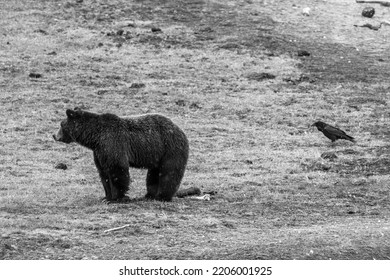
[1,0,390,259]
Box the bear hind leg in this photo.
[156,164,186,202]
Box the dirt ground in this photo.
[1,0,390,259]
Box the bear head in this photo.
[53,108,83,143]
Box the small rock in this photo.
[97,89,109,95]
[29,73,42,79]
[362,7,375,18]
[175,99,186,106]
[116,29,124,36]
[189,102,202,109]
[151,27,162,33]
[297,50,310,57]
[302,7,311,16]
[47,51,57,55]
[55,163,68,170]
[35,29,48,35]
[130,83,145,89]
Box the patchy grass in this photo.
[1,0,390,259]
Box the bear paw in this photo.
[117,196,131,203]
[102,196,131,204]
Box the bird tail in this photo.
[346,135,356,143]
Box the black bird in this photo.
[312,121,355,143]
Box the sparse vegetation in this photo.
[1,0,390,259]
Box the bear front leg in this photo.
[108,165,130,202]
[93,152,112,201]
[145,168,160,200]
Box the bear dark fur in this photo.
[53,108,189,202]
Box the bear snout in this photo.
[53,127,74,143]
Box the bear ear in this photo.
[66,109,76,119]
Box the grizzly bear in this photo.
[53,108,189,202]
